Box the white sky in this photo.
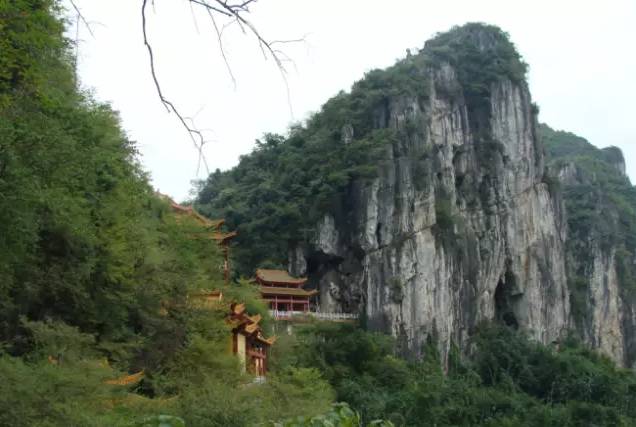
[68,0,636,202]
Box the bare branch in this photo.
[270,37,308,46]
[188,0,232,17]
[141,0,303,176]
[141,0,210,175]
[69,0,95,38]
[273,49,299,73]
[188,1,201,35]
[69,0,98,74]
[207,9,236,89]
[237,0,258,10]
[199,0,299,116]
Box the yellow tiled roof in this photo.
[159,193,224,230]
[105,371,144,386]
[245,323,259,334]
[231,303,246,316]
[257,335,277,346]
[256,269,307,285]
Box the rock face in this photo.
[580,248,627,364]
[290,28,572,362]
[547,145,636,367]
[196,24,635,367]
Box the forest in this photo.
[1,2,636,426]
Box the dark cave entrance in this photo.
[494,270,519,329]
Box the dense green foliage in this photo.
[4,3,635,425]
[267,403,394,427]
[284,322,636,426]
[196,130,391,274]
[0,2,335,425]
[195,23,528,274]
[1,0,156,353]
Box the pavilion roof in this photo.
[211,231,238,243]
[228,303,275,346]
[231,303,246,316]
[157,193,224,230]
[104,371,145,386]
[248,313,262,324]
[256,269,307,286]
[245,323,259,334]
[257,335,277,346]
[260,286,318,297]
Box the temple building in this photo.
[255,269,317,314]
[228,303,275,376]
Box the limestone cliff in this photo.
[542,125,636,367]
[290,25,571,362]
[197,23,635,367]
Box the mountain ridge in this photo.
[196,23,636,367]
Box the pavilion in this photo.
[228,303,276,376]
[255,269,318,314]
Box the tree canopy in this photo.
[2,3,636,425]
[0,2,334,425]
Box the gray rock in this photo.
[291,63,572,364]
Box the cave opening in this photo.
[375,223,383,246]
[494,275,519,329]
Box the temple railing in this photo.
[269,310,302,319]
[310,311,358,321]
[269,310,358,321]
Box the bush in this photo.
[285,323,636,426]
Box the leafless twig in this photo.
[142,0,209,175]
[207,9,236,89]
[141,0,305,176]
[68,0,96,73]
[69,0,95,39]
[192,1,301,116]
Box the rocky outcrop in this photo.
[601,146,627,177]
[196,24,634,366]
[290,29,572,362]
[552,153,636,367]
[583,249,626,363]
[284,25,636,368]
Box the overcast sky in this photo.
[68,0,636,202]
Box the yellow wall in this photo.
[236,333,246,372]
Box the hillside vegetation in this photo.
[2,2,636,426]
[0,2,333,425]
[540,124,636,327]
[282,323,636,426]
[195,23,527,275]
